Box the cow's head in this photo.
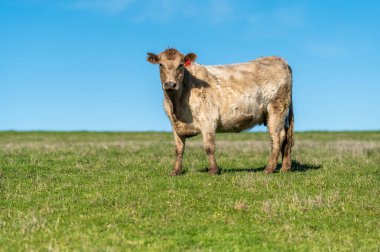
[147,48,197,94]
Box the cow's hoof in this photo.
[264,167,275,174]
[280,166,291,172]
[280,162,292,172]
[208,169,220,175]
[170,170,182,176]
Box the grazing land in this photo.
[0,131,379,251]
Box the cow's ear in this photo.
[147,52,159,64]
[184,53,197,67]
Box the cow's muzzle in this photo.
[163,82,178,92]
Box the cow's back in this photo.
[200,57,292,132]
[204,56,291,89]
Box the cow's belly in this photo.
[217,90,267,132]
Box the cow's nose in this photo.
[164,82,177,89]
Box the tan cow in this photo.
[147,48,294,176]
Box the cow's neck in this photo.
[164,69,190,123]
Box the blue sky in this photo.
[0,0,379,131]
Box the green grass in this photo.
[0,131,379,251]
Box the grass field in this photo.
[0,131,379,251]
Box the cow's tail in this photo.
[282,64,294,169]
[285,102,294,154]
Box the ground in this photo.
[0,131,379,251]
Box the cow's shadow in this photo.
[198,160,322,174]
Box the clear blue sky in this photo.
[1,0,379,131]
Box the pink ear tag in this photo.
[184,59,191,67]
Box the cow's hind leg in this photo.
[171,131,186,176]
[264,104,287,174]
[280,103,294,172]
[280,127,290,171]
[202,131,219,175]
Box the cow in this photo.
[147,48,294,176]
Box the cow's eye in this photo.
[178,63,183,69]
[159,63,163,68]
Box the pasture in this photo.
[0,131,379,251]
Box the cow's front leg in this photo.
[202,132,219,175]
[170,131,186,176]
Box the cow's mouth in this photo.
[165,88,177,94]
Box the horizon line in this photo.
[0,130,379,133]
